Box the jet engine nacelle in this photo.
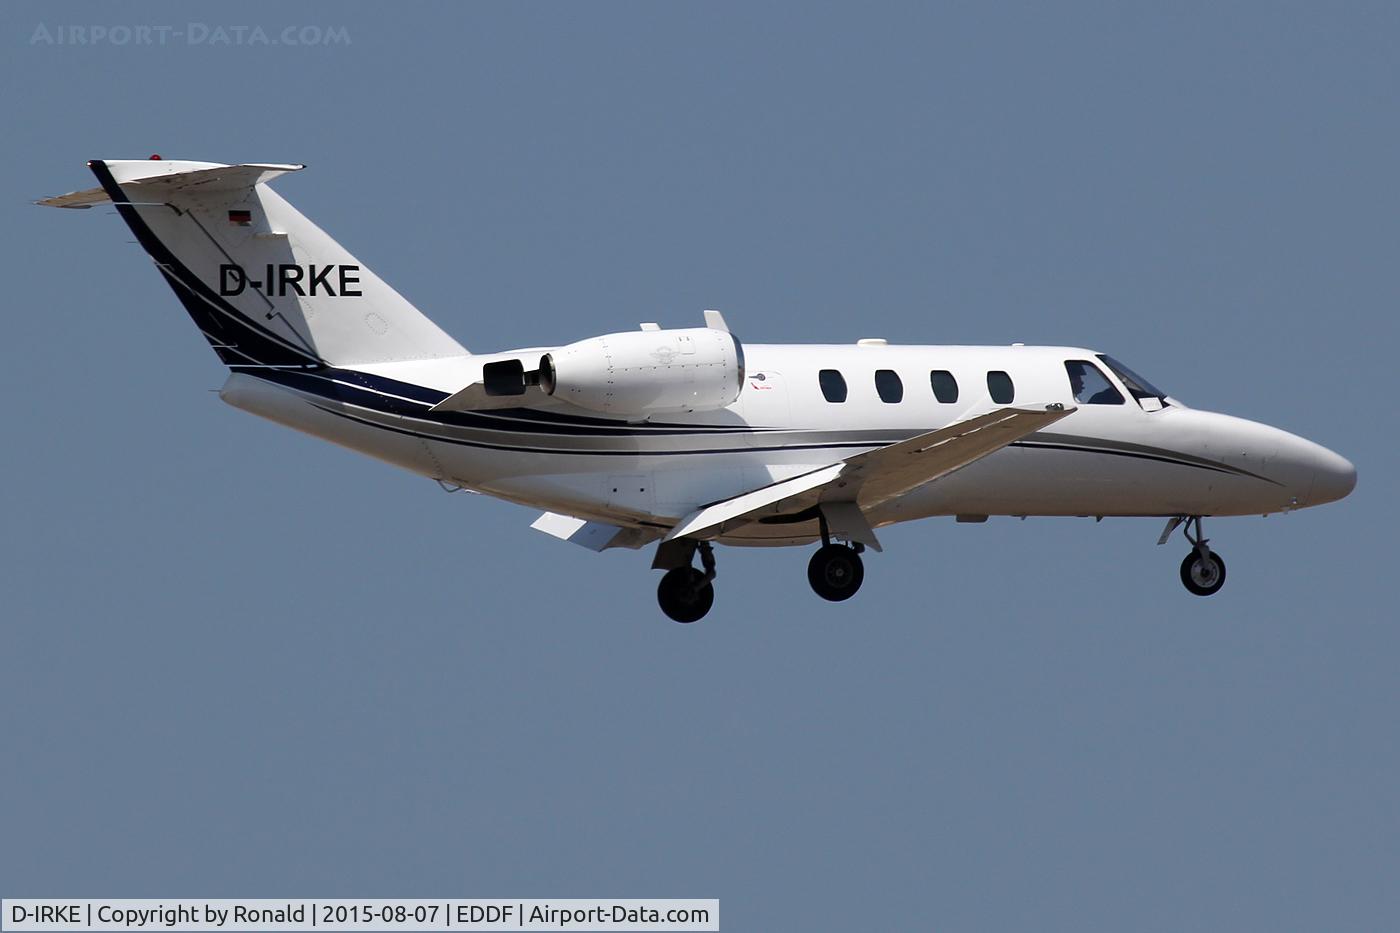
[539,327,745,416]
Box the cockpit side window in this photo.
[1098,354,1168,406]
[1065,360,1124,405]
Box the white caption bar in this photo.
[1,901,718,932]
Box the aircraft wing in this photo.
[833,403,1073,508]
[664,404,1074,548]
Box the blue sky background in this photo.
[3,2,1397,929]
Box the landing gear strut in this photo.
[807,511,865,602]
[1178,516,1227,596]
[656,540,717,623]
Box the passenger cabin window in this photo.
[1065,360,1124,405]
[987,370,1014,404]
[930,370,959,403]
[875,369,903,403]
[819,369,848,403]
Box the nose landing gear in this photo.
[1173,515,1227,596]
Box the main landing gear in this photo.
[807,511,865,602]
[655,514,872,622]
[656,540,717,623]
[1169,515,1227,596]
[808,544,865,601]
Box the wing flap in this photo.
[664,463,846,542]
[531,511,657,551]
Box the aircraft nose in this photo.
[1171,410,1354,513]
[1307,446,1357,506]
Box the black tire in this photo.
[808,544,865,602]
[657,567,715,623]
[1180,550,1227,596]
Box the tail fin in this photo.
[40,159,468,368]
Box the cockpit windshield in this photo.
[1097,354,1168,405]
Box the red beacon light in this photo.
[148,154,162,160]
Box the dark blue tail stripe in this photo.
[88,159,322,368]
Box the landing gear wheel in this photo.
[657,567,715,623]
[808,544,865,602]
[1180,550,1227,596]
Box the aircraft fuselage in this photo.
[219,342,1355,548]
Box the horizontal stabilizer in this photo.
[37,162,304,208]
[35,186,109,210]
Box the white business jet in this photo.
[41,160,1357,622]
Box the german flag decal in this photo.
[228,209,252,225]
